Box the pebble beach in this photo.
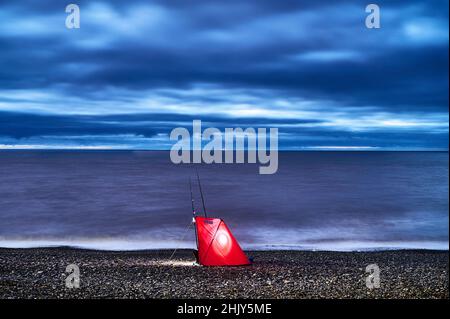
[0,248,448,299]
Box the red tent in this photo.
[195,216,250,266]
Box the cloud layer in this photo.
[0,0,448,149]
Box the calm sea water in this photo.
[0,151,448,251]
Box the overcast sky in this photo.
[0,0,448,150]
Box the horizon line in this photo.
[0,148,448,152]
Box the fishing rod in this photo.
[189,177,196,215]
[189,177,199,252]
[196,168,208,218]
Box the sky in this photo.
[0,0,448,150]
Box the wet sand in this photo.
[0,248,448,299]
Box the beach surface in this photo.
[0,248,448,299]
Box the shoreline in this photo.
[0,248,448,299]
[0,245,449,253]
[0,239,448,252]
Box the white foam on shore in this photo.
[0,239,195,251]
[0,239,447,252]
[244,241,449,251]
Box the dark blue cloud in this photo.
[0,110,446,150]
[0,111,323,139]
[0,0,448,149]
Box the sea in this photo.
[0,151,448,251]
